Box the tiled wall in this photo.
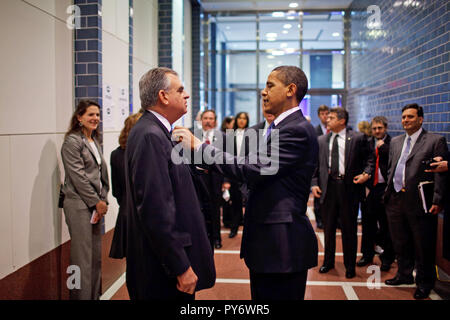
[158,0,172,68]
[347,0,449,148]
[74,0,103,107]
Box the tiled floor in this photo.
[105,200,444,300]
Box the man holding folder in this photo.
[383,103,447,299]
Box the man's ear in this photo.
[286,83,297,98]
[158,89,169,105]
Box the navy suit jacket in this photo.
[124,111,215,299]
[198,109,319,273]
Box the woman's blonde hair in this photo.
[358,120,372,136]
[119,113,142,149]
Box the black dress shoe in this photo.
[319,265,334,273]
[214,241,222,249]
[345,270,356,279]
[414,287,430,299]
[385,276,414,286]
[356,257,373,267]
[229,230,237,238]
[380,263,391,272]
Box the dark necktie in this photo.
[373,146,379,186]
[265,122,275,141]
[331,134,339,177]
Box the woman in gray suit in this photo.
[61,100,109,300]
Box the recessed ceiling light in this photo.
[266,33,278,38]
[282,30,289,34]
[272,50,285,56]
[267,38,276,42]
[283,24,292,29]
[267,55,275,59]
[332,32,340,37]
[287,16,295,20]
[289,3,299,8]
[272,12,285,18]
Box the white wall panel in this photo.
[102,0,129,42]
[134,0,158,66]
[0,137,13,279]
[102,31,130,132]
[0,0,72,135]
[10,135,63,270]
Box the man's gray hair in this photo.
[139,67,178,109]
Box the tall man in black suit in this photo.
[357,116,395,271]
[384,103,447,299]
[313,105,330,229]
[174,66,319,300]
[194,109,225,248]
[311,107,374,278]
[124,67,215,300]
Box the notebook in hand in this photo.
[418,181,434,214]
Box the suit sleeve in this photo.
[196,125,315,186]
[110,150,123,204]
[432,136,448,205]
[132,132,190,277]
[362,136,375,175]
[61,135,101,208]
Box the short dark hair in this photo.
[330,107,349,125]
[271,66,308,103]
[371,116,388,128]
[201,109,217,120]
[402,103,424,117]
[317,105,329,115]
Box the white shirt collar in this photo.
[273,106,300,127]
[149,110,171,133]
[332,127,347,138]
[406,127,422,143]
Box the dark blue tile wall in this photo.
[347,0,449,148]
[191,1,203,127]
[158,0,172,68]
[74,0,102,108]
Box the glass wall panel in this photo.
[302,52,345,88]
[302,12,344,50]
[308,94,343,126]
[213,15,257,51]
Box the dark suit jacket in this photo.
[311,129,375,204]
[384,129,448,216]
[315,124,326,137]
[109,146,126,259]
[124,111,215,299]
[198,109,319,273]
[367,134,391,187]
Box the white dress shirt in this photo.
[328,128,346,176]
[320,123,327,135]
[272,106,301,127]
[393,127,423,187]
[235,128,245,156]
[149,110,171,133]
[374,136,387,184]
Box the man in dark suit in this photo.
[124,67,215,300]
[311,107,374,279]
[384,103,447,299]
[357,116,395,271]
[313,105,330,229]
[174,66,318,300]
[194,109,225,248]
